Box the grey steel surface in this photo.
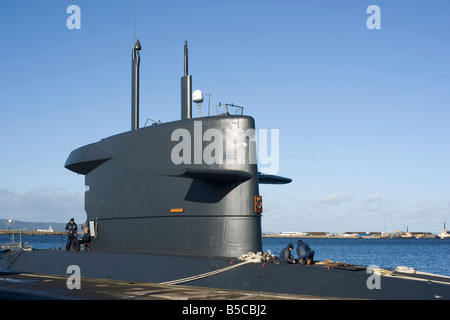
[65,116,262,258]
[1,249,449,300]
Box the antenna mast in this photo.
[133,0,137,44]
[131,39,141,130]
[181,41,192,120]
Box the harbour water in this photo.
[264,237,450,277]
[1,234,449,277]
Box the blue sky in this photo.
[1,1,449,233]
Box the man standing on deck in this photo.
[279,243,297,264]
[65,218,78,251]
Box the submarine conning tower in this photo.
[65,41,290,258]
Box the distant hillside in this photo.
[0,219,66,232]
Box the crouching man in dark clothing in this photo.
[279,244,297,264]
[296,239,315,265]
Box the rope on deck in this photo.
[160,252,266,285]
[159,261,252,285]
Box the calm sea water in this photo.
[2,234,449,276]
[263,237,450,277]
[0,234,67,251]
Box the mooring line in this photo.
[160,261,252,285]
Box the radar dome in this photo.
[193,90,204,103]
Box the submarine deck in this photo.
[0,271,341,300]
[2,249,450,300]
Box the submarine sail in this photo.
[64,41,270,258]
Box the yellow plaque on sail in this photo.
[254,196,263,214]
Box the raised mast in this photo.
[131,39,141,130]
[181,41,192,120]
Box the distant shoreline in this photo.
[0,229,64,236]
[262,234,437,239]
[0,229,438,239]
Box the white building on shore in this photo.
[36,226,54,233]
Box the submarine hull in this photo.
[1,249,450,300]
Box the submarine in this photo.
[1,40,450,300]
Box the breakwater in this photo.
[0,229,64,236]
